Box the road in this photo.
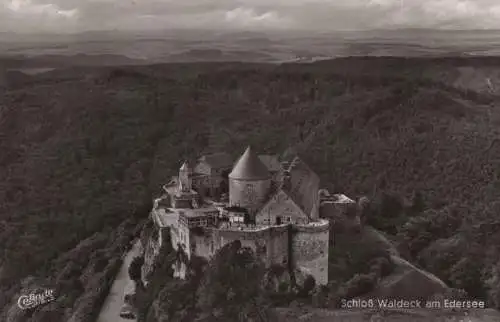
[96,240,141,322]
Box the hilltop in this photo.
[0,56,500,320]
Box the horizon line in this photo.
[2,27,500,36]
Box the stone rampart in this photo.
[191,225,290,267]
[291,219,330,285]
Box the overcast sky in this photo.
[1,0,500,34]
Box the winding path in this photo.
[96,240,141,322]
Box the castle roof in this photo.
[224,206,248,213]
[258,154,282,173]
[281,156,320,217]
[229,146,270,180]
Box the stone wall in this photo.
[291,220,330,285]
[165,210,330,286]
[265,226,290,266]
[179,168,191,191]
[191,176,208,186]
[190,225,290,267]
[142,233,161,286]
[173,261,187,279]
[175,223,190,255]
[319,201,354,219]
[191,231,215,259]
[309,190,320,220]
[142,239,154,286]
[172,197,192,209]
[158,226,168,248]
[229,178,271,214]
[151,208,178,230]
[320,201,360,233]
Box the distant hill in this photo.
[0,53,147,69]
[2,29,500,65]
[165,48,277,62]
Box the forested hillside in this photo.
[1,57,500,318]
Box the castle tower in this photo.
[179,161,192,193]
[229,146,271,214]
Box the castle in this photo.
[145,146,356,286]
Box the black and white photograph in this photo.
[1,1,500,321]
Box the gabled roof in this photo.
[199,152,233,169]
[281,156,320,217]
[257,188,307,219]
[229,146,270,180]
[258,154,282,173]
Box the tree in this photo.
[195,241,268,321]
[366,193,405,235]
[409,190,426,215]
[339,273,377,300]
[449,257,486,299]
[136,249,176,322]
[129,256,145,284]
[397,217,434,258]
[357,196,371,223]
[299,275,316,297]
[369,256,393,278]
[483,262,500,309]
[379,193,404,219]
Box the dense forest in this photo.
[0,56,500,320]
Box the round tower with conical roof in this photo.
[229,146,271,214]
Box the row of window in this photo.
[260,216,293,224]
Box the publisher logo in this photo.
[17,289,56,310]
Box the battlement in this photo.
[208,223,290,239]
[294,219,330,233]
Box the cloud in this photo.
[364,0,500,29]
[1,0,78,32]
[4,0,77,19]
[224,8,291,29]
[2,0,500,33]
